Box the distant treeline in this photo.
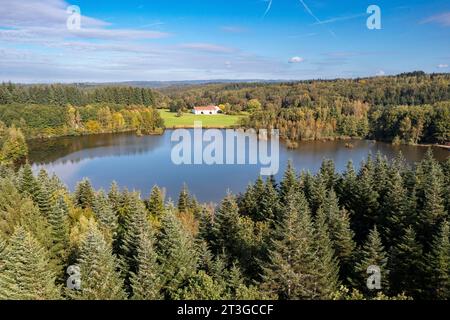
[0,83,161,107]
[164,72,450,145]
[0,73,449,143]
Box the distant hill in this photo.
[72,79,288,89]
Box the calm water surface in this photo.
[29,131,448,203]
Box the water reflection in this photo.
[29,131,448,203]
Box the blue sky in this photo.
[0,0,449,82]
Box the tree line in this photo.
[0,83,160,107]
[1,73,449,144]
[0,104,164,139]
[0,150,448,300]
[164,72,450,145]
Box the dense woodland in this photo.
[0,151,448,300]
[0,72,449,144]
[0,84,165,139]
[164,72,450,145]
[0,73,448,300]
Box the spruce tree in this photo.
[314,207,340,298]
[261,191,319,299]
[147,185,165,218]
[35,181,53,217]
[130,231,162,300]
[319,158,338,190]
[0,227,60,300]
[352,226,389,295]
[108,181,121,214]
[381,171,411,247]
[308,174,327,215]
[279,161,299,204]
[157,210,198,299]
[425,220,450,299]
[352,163,379,242]
[69,221,126,300]
[211,193,241,255]
[74,178,95,209]
[258,176,280,222]
[92,190,118,242]
[337,160,358,211]
[415,149,446,247]
[322,190,356,284]
[388,226,424,298]
[177,184,190,213]
[120,192,151,283]
[18,163,39,201]
[47,195,70,276]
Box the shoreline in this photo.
[26,128,449,152]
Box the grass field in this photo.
[159,109,246,128]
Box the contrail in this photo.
[298,0,336,37]
[263,0,273,18]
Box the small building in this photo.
[192,105,220,115]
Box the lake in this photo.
[29,130,449,203]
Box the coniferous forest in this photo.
[0,150,448,300]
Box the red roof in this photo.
[194,106,219,111]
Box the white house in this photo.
[192,105,220,115]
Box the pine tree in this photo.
[415,149,446,247]
[279,161,299,204]
[35,180,53,217]
[388,226,424,298]
[352,163,379,242]
[314,207,340,298]
[108,181,121,214]
[69,221,126,300]
[352,226,389,295]
[319,158,338,190]
[120,193,151,284]
[147,185,165,218]
[130,231,162,300]
[261,191,319,299]
[0,227,60,300]
[211,194,241,255]
[258,176,280,222]
[308,174,327,215]
[373,152,390,199]
[18,163,39,200]
[157,210,198,299]
[381,171,411,247]
[177,184,190,213]
[322,190,356,284]
[47,195,70,276]
[337,160,358,210]
[425,220,450,299]
[74,178,95,209]
[92,190,118,242]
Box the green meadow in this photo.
[159,109,246,128]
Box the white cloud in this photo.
[312,13,367,25]
[437,64,448,68]
[0,0,170,43]
[376,70,386,76]
[421,12,450,27]
[288,56,304,63]
[179,43,236,54]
